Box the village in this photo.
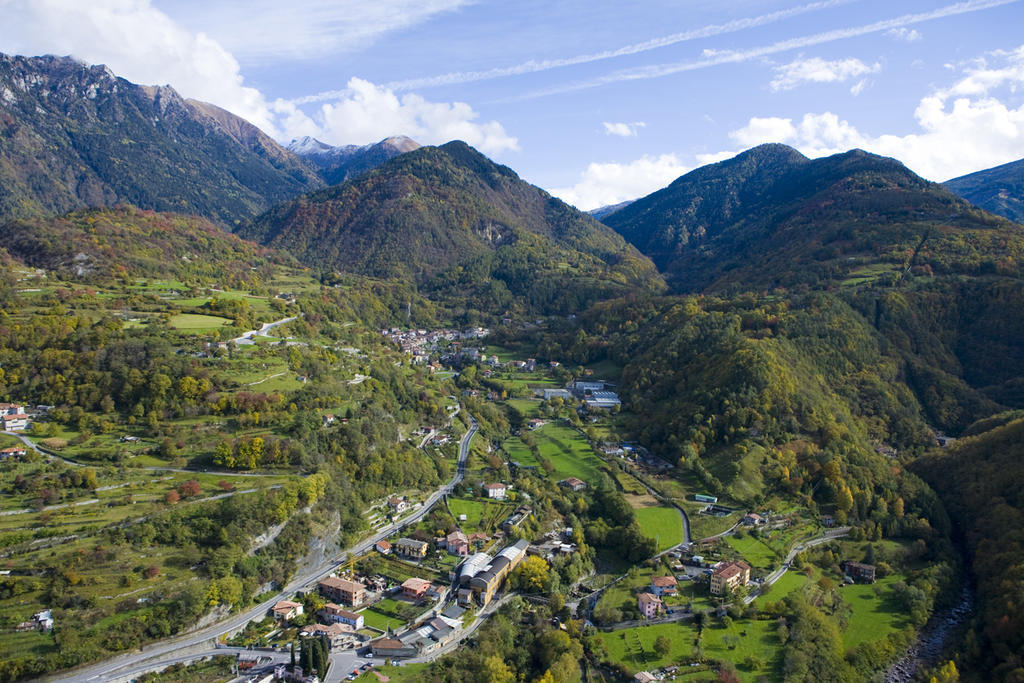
[213,327,883,683]
[0,322,891,683]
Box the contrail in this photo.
[290,0,854,105]
[508,0,1022,101]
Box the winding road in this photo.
[742,527,851,604]
[233,316,298,345]
[51,414,478,683]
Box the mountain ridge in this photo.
[240,140,665,315]
[602,143,1024,292]
[0,52,323,227]
[287,134,421,185]
[945,156,1024,224]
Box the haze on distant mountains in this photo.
[1,0,1023,210]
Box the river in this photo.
[885,586,973,682]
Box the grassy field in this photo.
[359,596,420,631]
[447,497,512,533]
[583,358,622,381]
[755,569,809,606]
[597,617,780,680]
[136,654,234,682]
[840,574,910,648]
[598,621,692,672]
[356,662,430,682]
[356,607,403,631]
[506,422,607,484]
[612,467,648,496]
[687,507,742,541]
[634,507,684,552]
[725,534,779,571]
[168,313,233,332]
[840,262,899,287]
[506,398,541,418]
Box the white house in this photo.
[484,483,507,500]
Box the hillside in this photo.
[0,53,323,227]
[945,157,1024,224]
[241,141,664,315]
[588,200,634,221]
[288,135,421,185]
[912,417,1024,680]
[1,206,286,286]
[602,144,1024,292]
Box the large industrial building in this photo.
[456,539,529,606]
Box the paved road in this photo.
[53,415,477,683]
[405,593,513,665]
[627,468,692,550]
[742,527,851,604]
[233,316,298,345]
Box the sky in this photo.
[1,0,1023,209]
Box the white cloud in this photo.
[310,78,517,154]
[885,27,922,42]
[0,0,279,134]
[850,79,869,95]
[724,46,1024,180]
[0,0,518,153]
[937,45,1024,98]
[730,117,799,147]
[603,121,645,137]
[550,154,689,210]
[770,57,880,91]
[165,0,473,63]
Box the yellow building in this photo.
[710,561,751,595]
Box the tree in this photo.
[481,655,515,683]
[214,576,243,606]
[929,660,959,683]
[693,610,706,634]
[592,602,622,625]
[213,440,235,468]
[512,555,550,593]
[654,634,671,657]
[164,490,180,504]
[178,480,201,498]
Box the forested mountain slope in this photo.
[1,206,286,286]
[945,156,1024,224]
[240,141,664,316]
[912,416,1024,681]
[602,144,1024,293]
[0,54,323,227]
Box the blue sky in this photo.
[2,0,1023,208]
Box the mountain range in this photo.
[600,143,1024,292]
[239,140,664,315]
[287,134,422,185]
[945,156,1024,224]
[0,55,428,230]
[0,54,330,228]
[3,51,1024,682]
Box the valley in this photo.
[0,50,1023,683]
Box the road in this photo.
[233,316,298,345]
[405,593,513,665]
[53,415,477,683]
[742,527,851,604]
